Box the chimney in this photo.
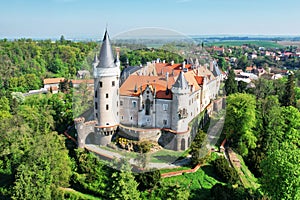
[166,72,169,82]
[210,61,214,72]
[171,60,174,66]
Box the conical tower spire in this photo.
[97,30,115,68]
[173,71,189,90]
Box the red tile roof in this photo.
[44,78,65,84]
[195,76,204,85]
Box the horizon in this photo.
[1,0,300,39]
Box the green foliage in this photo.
[137,141,152,153]
[246,96,283,177]
[237,55,249,70]
[282,73,296,107]
[0,97,11,120]
[217,57,229,71]
[109,160,140,200]
[120,48,183,66]
[225,93,257,156]
[0,39,96,93]
[210,183,262,200]
[261,142,300,200]
[145,182,190,200]
[71,149,112,197]
[190,130,209,166]
[135,170,161,191]
[224,69,237,96]
[0,91,73,199]
[212,156,239,185]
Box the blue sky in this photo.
[1,0,300,39]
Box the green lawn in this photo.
[149,149,187,163]
[159,166,192,174]
[162,164,224,200]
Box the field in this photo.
[278,40,300,47]
[207,40,283,48]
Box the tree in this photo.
[190,130,209,166]
[109,160,140,200]
[261,142,300,200]
[12,132,72,199]
[60,35,66,44]
[0,96,11,120]
[212,156,239,184]
[217,57,228,71]
[135,170,161,191]
[253,78,274,99]
[237,55,249,70]
[225,93,257,156]
[12,163,52,200]
[224,69,237,96]
[147,182,190,200]
[72,149,111,197]
[237,81,247,93]
[246,96,283,177]
[282,73,296,107]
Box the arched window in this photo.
[145,99,151,115]
[95,91,97,98]
[181,138,186,150]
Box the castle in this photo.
[75,30,223,151]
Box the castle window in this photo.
[117,101,118,107]
[95,102,98,110]
[95,113,98,118]
[132,101,137,108]
[117,112,118,116]
[120,101,123,106]
[163,104,168,111]
[106,104,109,110]
[99,81,102,88]
[145,99,151,115]
[106,123,109,125]
[95,91,97,98]
[112,81,115,87]
[121,116,124,120]
[130,116,133,120]
[106,93,109,98]
[163,120,167,126]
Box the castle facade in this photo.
[75,30,222,151]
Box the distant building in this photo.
[77,70,91,79]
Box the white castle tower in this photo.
[93,30,120,128]
[75,30,120,148]
[171,71,190,132]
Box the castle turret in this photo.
[171,71,190,132]
[93,30,120,144]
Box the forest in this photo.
[0,38,299,199]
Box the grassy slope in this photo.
[162,164,224,199]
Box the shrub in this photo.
[212,156,239,184]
